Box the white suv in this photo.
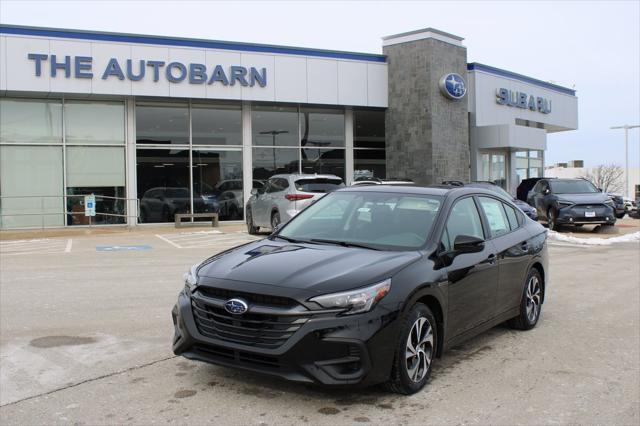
[245,174,344,234]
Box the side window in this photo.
[440,197,484,252]
[270,178,288,192]
[532,181,542,193]
[540,181,549,193]
[479,197,511,237]
[503,203,519,231]
[263,180,275,193]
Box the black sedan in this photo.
[172,185,548,394]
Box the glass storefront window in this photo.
[136,149,190,223]
[0,99,62,144]
[65,146,126,225]
[192,104,242,146]
[300,108,344,148]
[301,148,345,180]
[65,101,125,145]
[136,104,189,145]
[354,149,386,180]
[0,145,64,228]
[480,152,506,189]
[252,148,299,181]
[515,150,544,181]
[354,110,385,148]
[192,150,243,220]
[252,105,299,147]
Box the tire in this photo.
[547,208,559,231]
[508,268,543,330]
[615,212,625,219]
[246,208,259,235]
[271,211,281,230]
[384,303,437,395]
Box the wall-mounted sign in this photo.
[27,53,267,87]
[439,73,467,100]
[84,195,96,217]
[496,88,551,114]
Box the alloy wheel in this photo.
[405,317,434,383]
[526,275,541,323]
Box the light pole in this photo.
[610,124,639,198]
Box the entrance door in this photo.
[481,152,507,189]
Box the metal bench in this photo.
[175,213,219,228]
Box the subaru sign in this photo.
[496,88,551,114]
[27,53,267,87]
[439,73,467,100]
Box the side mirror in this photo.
[453,235,485,254]
[250,188,258,196]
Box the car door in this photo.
[441,196,499,338]
[253,180,273,226]
[478,196,533,315]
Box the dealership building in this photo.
[0,25,578,228]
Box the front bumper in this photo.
[556,205,616,225]
[172,289,400,387]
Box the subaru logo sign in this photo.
[224,298,248,315]
[439,73,467,100]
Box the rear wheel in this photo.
[384,303,437,395]
[616,212,625,219]
[509,268,543,330]
[246,208,259,235]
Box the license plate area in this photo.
[585,211,596,217]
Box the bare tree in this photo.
[582,164,625,194]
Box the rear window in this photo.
[295,178,344,193]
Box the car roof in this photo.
[339,184,506,199]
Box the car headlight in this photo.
[557,200,573,208]
[309,279,391,315]
[183,263,200,292]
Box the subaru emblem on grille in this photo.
[224,298,248,315]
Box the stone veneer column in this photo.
[383,28,470,185]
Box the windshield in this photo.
[278,191,443,250]
[550,180,598,194]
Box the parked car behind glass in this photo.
[245,174,344,233]
[173,185,548,394]
[526,178,616,230]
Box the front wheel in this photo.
[615,212,625,219]
[246,209,259,235]
[509,268,543,330]
[384,303,437,395]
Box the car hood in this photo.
[555,193,612,204]
[196,239,421,297]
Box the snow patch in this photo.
[547,230,640,246]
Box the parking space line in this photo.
[65,239,73,253]
[155,234,182,249]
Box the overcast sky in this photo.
[1,0,639,168]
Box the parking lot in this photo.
[1,224,639,425]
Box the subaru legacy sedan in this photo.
[172,185,548,394]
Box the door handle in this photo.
[486,253,497,265]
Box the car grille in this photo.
[197,287,298,307]
[571,204,609,215]
[191,290,310,349]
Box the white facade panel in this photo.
[130,45,169,97]
[0,36,7,91]
[474,124,546,150]
[470,70,578,131]
[274,55,307,103]
[306,58,338,105]
[240,53,274,102]
[367,63,388,107]
[1,34,388,107]
[205,50,242,100]
[338,61,367,106]
[91,42,132,96]
[49,40,92,94]
[5,36,50,92]
[168,48,206,99]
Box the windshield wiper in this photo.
[272,235,305,243]
[309,238,381,250]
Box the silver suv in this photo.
[245,173,344,234]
